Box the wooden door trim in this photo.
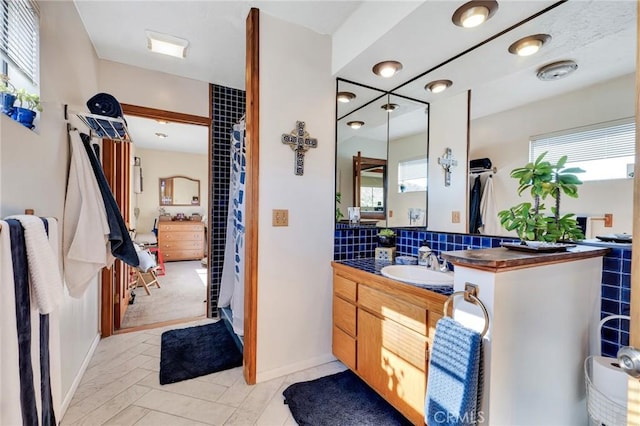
[121,104,210,126]
[244,7,259,385]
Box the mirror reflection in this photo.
[159,176,200,206]
[353,154,386,219]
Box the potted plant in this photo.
[335,192,344,222]
[498,152,585,244]
[12,88,42,129]
[377,228,396,247]
[0,74,15,116]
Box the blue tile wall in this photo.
[333,227,632,357]
[210,84,246,317]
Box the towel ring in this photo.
[444,291,490,337]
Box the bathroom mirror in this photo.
[353,154,386,219]
[355,0,635,236]
[159,175,200,206]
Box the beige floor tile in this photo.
[141,334,162,346]
[139,356,160,372]
[102,405,150,426]
[195,366,243,388]
[82,353,157,384]
[137,371,229,402]
[133,411,210,426]
[135,389,236,425]
[75,385,151,426]
[282,413,298,426]
[254,383,290,426]
[139,344,160,358]
[214,375,253,408]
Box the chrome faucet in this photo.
[427,253,440,271]
[439,258,452,272]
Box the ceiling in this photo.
[125,115,209,155]
[73,0,637,153]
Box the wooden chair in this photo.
[134,246,161,296]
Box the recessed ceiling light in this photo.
[156,119,170,124]
[452,1,499,28]
[536,60,578,81]
[337,92,356,103]
[425,79,453,93]
[372,61,403,78]
[508,34,551,57]
[347,121,364,129]
[155,132,168,138]
[381,103,399,112]
[146,30,189,58]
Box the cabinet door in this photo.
[357,309,428,425]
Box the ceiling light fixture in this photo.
[155,132,168,138]
[381,103,399,112]
[337,92,356,103]
[452,1,499,28]
[425,79,453,94]
[372,60,403,78]
[347,121,364,129]
[536,60,578,81]
[156,119,170,124]
[146,30,189,58]
[508,34,551,57]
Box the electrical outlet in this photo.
[452,211,460,223]
[604,213,613,228]
[272,209,288,227]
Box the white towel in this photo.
[63,130,113,297]
[5,215,63,314]
[479,175,500,236]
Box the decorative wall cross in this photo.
[281,121,318,176]
[437,147,458,187]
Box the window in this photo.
[398,157,427,192]
[0,0,39,87]
[530,118,635,181]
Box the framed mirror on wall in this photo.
[159,175,201,206]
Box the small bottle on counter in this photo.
[418,241,432,266]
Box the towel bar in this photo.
[444,290,490,337]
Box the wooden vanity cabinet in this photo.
[157,221,205,262]
[331,263,446,425]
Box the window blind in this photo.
[530,118,635,164]
[0,0,39,84]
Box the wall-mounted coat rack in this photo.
[64,104,132,142]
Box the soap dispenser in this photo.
[418,241,432,266]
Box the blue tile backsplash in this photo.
[334,227,631,358]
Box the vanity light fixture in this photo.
[381,103,399,112]
[452,1,499,28]
[337,91,356,103]
[425,79,453,94]
[372,60,403,78]
[347,121,364,129]
[155,132,168,139]
[508,34,551,57]
[536,60,578,81]
[146,30,189,58]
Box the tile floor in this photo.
[61,319,347,426]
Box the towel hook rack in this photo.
[444,290,490,337]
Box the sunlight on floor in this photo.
[197,268,207,286]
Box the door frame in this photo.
[100,102,212,337]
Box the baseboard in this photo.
[60,333,100,417]
[256,352,336,383]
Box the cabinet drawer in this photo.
[333,296,356,337]
[332,326,356,370]
[359,285,427,335]
[159,240,204,251]
[334,274,357,302]
[159,231,204,241]
[158,223,203,232]
[162,249,203,262]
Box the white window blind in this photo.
[530,118,636,181]
[0,0,39,84]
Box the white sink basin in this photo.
[380,265,454,286]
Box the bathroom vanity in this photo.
[331,260,449,425]
[441,245,610,425]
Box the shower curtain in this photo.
[219,118,246,336]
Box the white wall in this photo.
[135,148,208,232]
[0,0,102,412]
[256,12,335,382]
[428,91,469,233]
[471,73,634,237]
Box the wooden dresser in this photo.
[157,221,205,262]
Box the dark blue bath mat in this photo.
[283,370,412,425]
[159,321,242,385]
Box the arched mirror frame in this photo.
[159,175,201,206]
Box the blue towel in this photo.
[425,317,482,426]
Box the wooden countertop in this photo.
[441,245,610,272]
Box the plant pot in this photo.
[0,93,15,116]
[11,107,36,129]
[378,235,396,247]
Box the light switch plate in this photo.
[273,209,288,226]
[452,211,461,223]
